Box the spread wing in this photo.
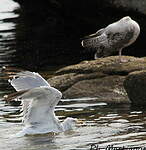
[9,71,50,91]
[7,71,62,133]
[19,86,61,126]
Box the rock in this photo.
[48,56,146,104]
[124,70,146,105]
[63,75,128,103]
[55,56,146,75]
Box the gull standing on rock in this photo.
[81,16,140,62]
[7,71,78,136]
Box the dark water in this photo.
[0,0,146,150]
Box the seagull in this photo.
[8,71,78,136]
[81,16,140,62]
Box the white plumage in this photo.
[8,71,77,136]
[9,71,50,91]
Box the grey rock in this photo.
[124,70,146,105]
[48,56,146,104]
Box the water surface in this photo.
[1,97,146,150]
[0,0,19,68]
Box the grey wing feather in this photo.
[95,28,105,36]
[9,71,50,91]
[21,99,32,123]
[81,28,105,40]
[81,33,108,48]
[19,87,60,126]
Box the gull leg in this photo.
[94,52,98,59]
[118,48,128,63]
[119,48,122,62]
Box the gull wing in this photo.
[81,28,107,48]
[19,86,61,126]
[81,28,105,40]
[9,71,50,91]
[81,33,108,48]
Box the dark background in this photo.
[12,0,146,70]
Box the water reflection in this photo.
[0,0,19,69]
[0,0,91,70]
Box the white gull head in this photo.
[62,117,78,131]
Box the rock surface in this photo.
[124,70,146,105]
[48,56,146,104]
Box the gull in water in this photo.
[7,71,78,136]
[81,16,140,62]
